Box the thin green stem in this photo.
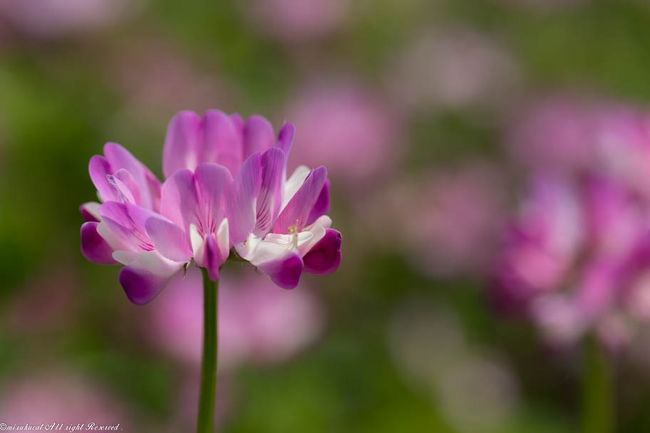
[197,268,218,433]
[582,336,614,433]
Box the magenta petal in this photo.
[80,203,100,222]
[303,229,342,275]
[243,115,275,158]
[89,155,116,202]
[274,166,327,234]
[255,148,285,236]
[160,168,198,230]
[276,122,295,156]
[81,222,117,265]
[258,253,304,289]
[203,110,243,176]
[119,266,169,305]
[163,111,202,178]
[229,153,262,244]
[306,179,330,226]
[203,234,221,281]
[146,216,192,262]
[195,163,233,228]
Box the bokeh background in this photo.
[3,0,650,431]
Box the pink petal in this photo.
[306,179,330,226]
[119,266,170,305]
[276,122,295,156]
[194,163,233,231]
[243,115,275,158]
[203,234,222,281]
[160,168,199,231]
[81,222,117,265]
[202,110,243,177]
[274,166,327,234]
[255,148,285,236]
[163,111,202,178]
[145,216,192,262]
[103,142,159,208]
[257,253,304,289]
[88,155,116,202]
[98,202,157,251]
[303,229,342,274]
[229,153,262,244]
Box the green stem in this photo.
[582,336,614,433]
[197,268,218,433]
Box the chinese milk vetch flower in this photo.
[81,110,342,304]
[491,174,650,349]
[493,101,650,349]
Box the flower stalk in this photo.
[197,267,218,433]
[582,336,613,433]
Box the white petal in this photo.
[97,221,133,252]
[216,218,230,261]
[282,165,310,210]
[113,250,138,265]
[190,223,203,257]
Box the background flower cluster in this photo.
[3,0,650,431]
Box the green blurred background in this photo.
[2,0,650,431]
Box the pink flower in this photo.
[506,96,596,173]
[402,162,506,277]
[386,29,521,113]
[245,0,348,43]
[286,84,399,187]
[495,101,650,348]
[493,173,650,348]
[0,0,131,38]
[0,373,130,428]
[81,110,341,304]
[144,267,324,369]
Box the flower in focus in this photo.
[493,103,650,348]
[286,83,399,188]
[81,110,342,304]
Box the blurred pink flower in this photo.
[0,373,130,428]
[507,96,650,190]
[144,267,324,370]
[506,96,596,173]
[386,29,521,113]
[286,83,400,188]
[245,0,348,43]
[495,101,650,348]
[0,0,131,38]
[493,173,650,349]
[407,162,506,277]
[4,262,77,334]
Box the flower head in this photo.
[493,103,650,348]
[81,110,342,304]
